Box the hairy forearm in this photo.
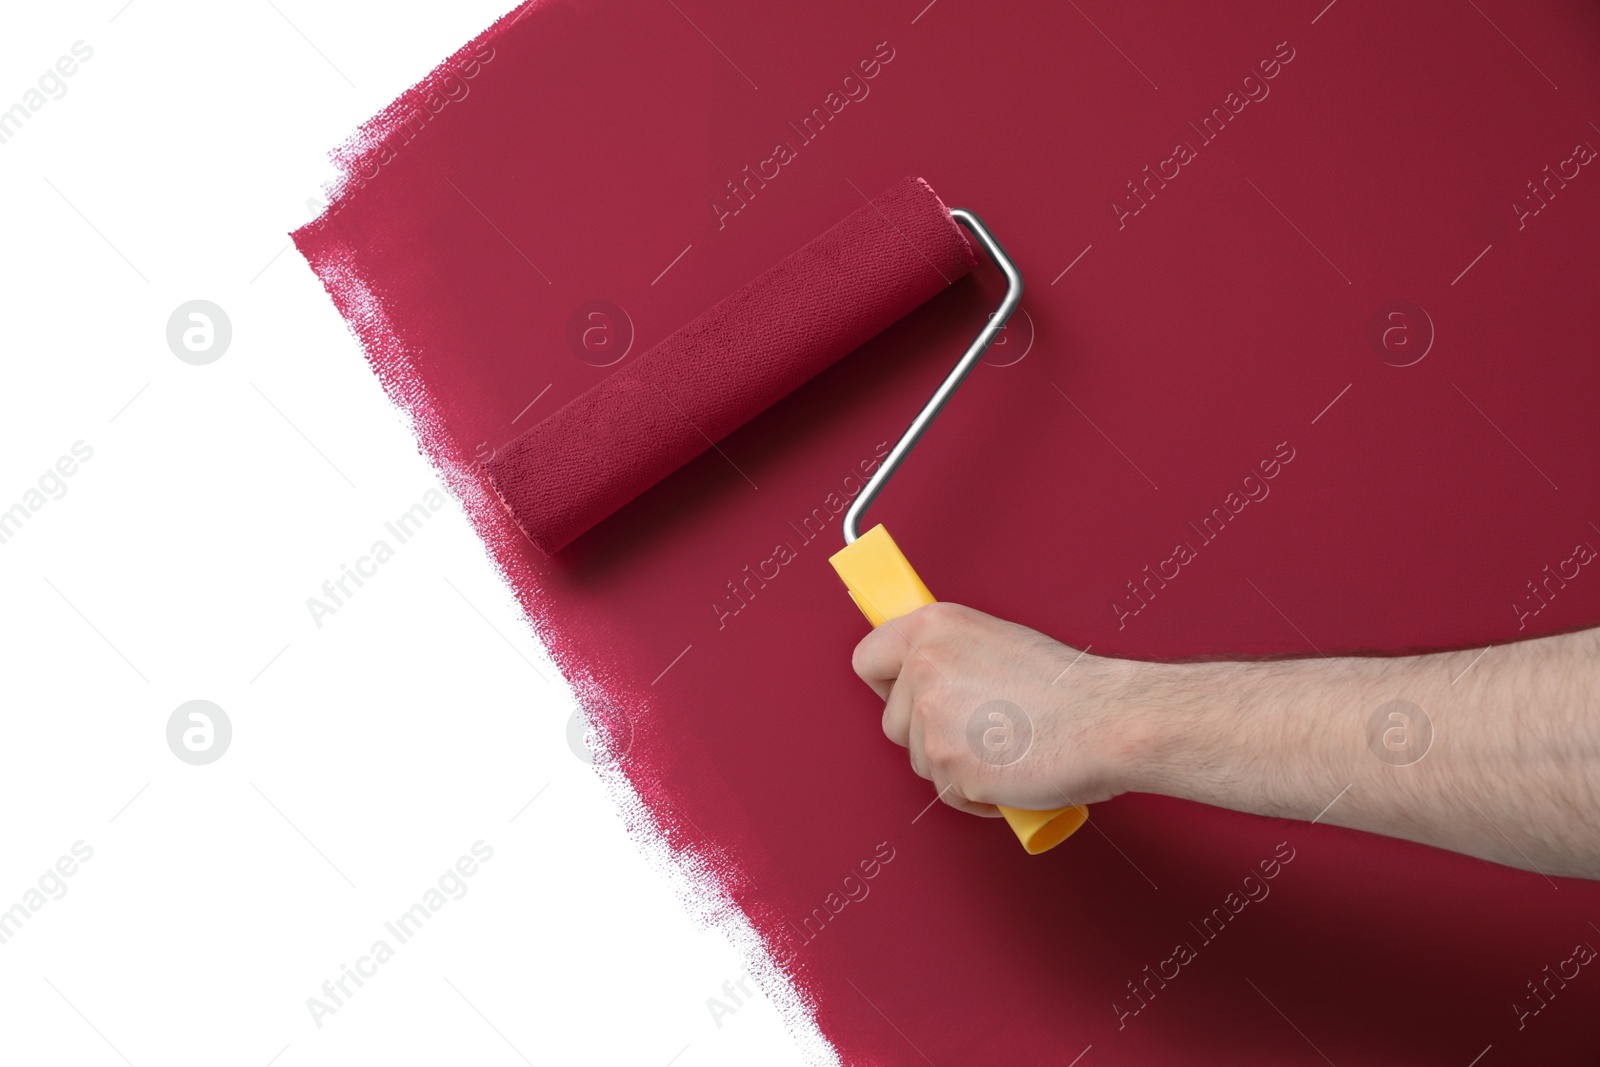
[1121,628,1600,879]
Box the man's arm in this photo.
[852,603,1600,879]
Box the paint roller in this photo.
[486,176,1089,854]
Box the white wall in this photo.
[0,3,822,1063]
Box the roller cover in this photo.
[485,176,977,555]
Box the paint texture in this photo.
[486,176,975,554]
[294,1,1600,1062]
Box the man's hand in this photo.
[852,601,1600,880]
[850,601,1143,817]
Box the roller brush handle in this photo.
[831,524,1089,855]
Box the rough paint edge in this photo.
[592,721,842,1067]
[294,235,840,1065]
[299,0,550,240]
[286,9,840,1057]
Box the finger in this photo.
[932,777,1003,818]
[907,709,930,780]
[850,616,922,700]
[881,675,913,749]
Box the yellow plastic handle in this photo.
[829,524,1089,854]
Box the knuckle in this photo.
[917,600,965,631]
[922,727,962,771]
[900,653,942,692]
[905,683,940,728]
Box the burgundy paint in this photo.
[485,176,975,555]
[294,2,1600,1062]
